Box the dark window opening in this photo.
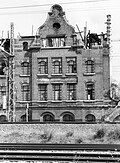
[63,113,75,121]
[53,23,61,29]
[23,42,28,51]
[86,82,95,100]
[43,113,54,122]
[85,114,96,122]
[0,61,6,75]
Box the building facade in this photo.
[0,4,112,122]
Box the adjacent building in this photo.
[0,4,112,122]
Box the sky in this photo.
[0,0,120,84]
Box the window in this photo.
[41,37,65,47]
[21,62,30,75]
[38,58,48,74]
[0,86,6,100]
[38,84,47,101]
[85,60,94,73]
[23,42,28,51]
[43,113,54,122]
[85,114,96,122]
[21,84,30,101]
[67,84,76,100]
[67,57,77,73]
[86,82,95,100]
[52,58,62,74]
[52,84,62,100]
[0,61,6,75]
[63,113,75,121]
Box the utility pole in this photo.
[8,22,15,122]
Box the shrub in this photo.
[107,130,120,140]
[93,129,105,139]
[75,138,83,144]
[66,132,73,138]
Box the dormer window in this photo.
[41,35,66,47]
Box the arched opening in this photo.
[21,114,26,122]
[85,114,96,122]
[0,115,7,122]
[43,112,55,122]
[62,112,75,122]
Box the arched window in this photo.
[85,60,94,73]
[52,58,62,74]
[86,82,95,100]
[0,115,7,122]
[23,42,28,51]
[21,62,30,75]
[43,113,54,122]
[67,58,77,73]
[21,114,26,122]
[85,114,96,122]
[63,112,75,122]
[38,58,48,74]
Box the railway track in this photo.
[0,144,120,162]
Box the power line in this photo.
[0,0,111,10]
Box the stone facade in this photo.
[0,4,111,122]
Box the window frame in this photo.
[38,84,47,101]
[52,84,62,101]
[85,60,95,73]
[67,83,76,100]
[21,83,30,101]
[38,58,48,74]
[66,57,77,74]
[86,82,95,100]
[52,58,62,74]
[21,62,30,75]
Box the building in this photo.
[0,4,112,122]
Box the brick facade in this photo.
[0,4,111,122]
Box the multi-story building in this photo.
[0,4,112,122]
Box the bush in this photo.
[107,130,120,140]
[93,129,105,139]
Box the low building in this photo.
[0,4,111,122]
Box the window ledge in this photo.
[65,73,77,76]
[37,74,48,76]
[51,100,62,103]
[19,75,30,77]
[65,100,77,103]
[0,75,6,78]
[83,73,95,76]
[51,74,62,76]
[41,46,71,49]
[83,100,96,103]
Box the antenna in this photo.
[84,21,87,48]
[32,25,34,36]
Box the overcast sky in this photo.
[0,0,120,83]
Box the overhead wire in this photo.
[0,0,112,10]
